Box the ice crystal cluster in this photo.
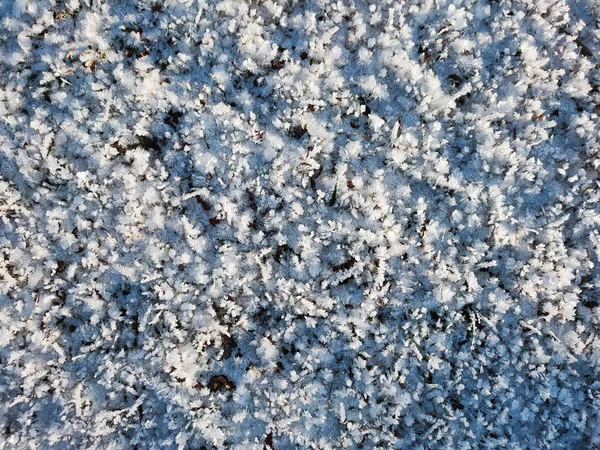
[1,0,600,448]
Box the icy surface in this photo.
[1,0,600,448]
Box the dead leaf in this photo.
[263,432,273,450]
[208,375,236,391]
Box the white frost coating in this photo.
[1,0,600,449]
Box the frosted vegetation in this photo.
[1,0,600,448]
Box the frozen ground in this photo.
[1,0,600,448]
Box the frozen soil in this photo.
[1,0,600,448]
